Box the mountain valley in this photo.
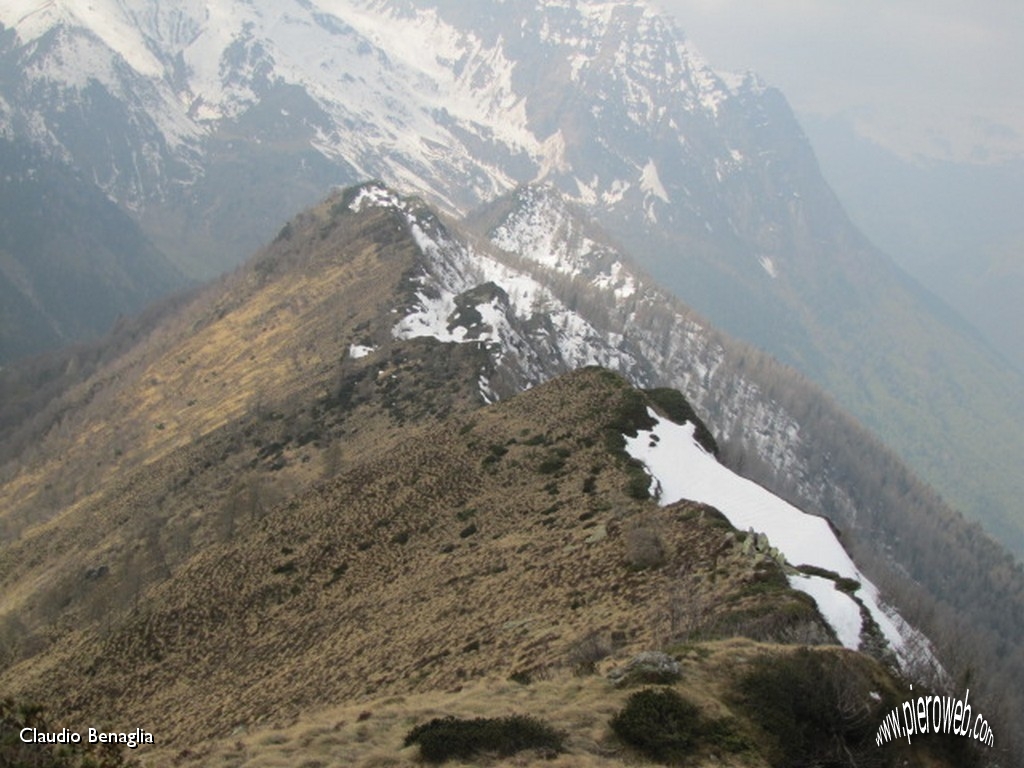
[0,138,185,363]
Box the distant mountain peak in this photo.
[0,0,751,218]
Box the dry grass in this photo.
[0,200,417,622]
[0,196,894,768]
[0,199,403,535]
[139,658,768,768]
[0,358,808,762]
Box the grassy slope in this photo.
[6,365,956,767]
[0,191,978,767]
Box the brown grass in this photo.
[0,361,810,762]
[0,196,936,767]
[139,656,769,768]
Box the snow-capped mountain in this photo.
[2,0,1021,558]
[354,181,783,461]
[0,0,765,267]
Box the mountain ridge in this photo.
[0,184,1021,764]
[0,0,1020,564]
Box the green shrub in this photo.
[625,461,652,500]
[607,389,657,437]
[537,453,566,474]
[455,507,477,522]
[404,714,563,763]
[701,716,753,754]
[481,443,508,467]
[390,530,410,545]
[796,564,861,594]
[610,688,700,764]
[733,648,881,767]
[508,669,532,685]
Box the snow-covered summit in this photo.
[0,0,760,231]
[0,0,167,77]
[346,181,642,398]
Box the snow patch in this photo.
[348,183,403,212]
[640,158,670,203]
[787,573,863,650]
[601,179,630,207]
[623,408,927,667]
[348,344,376,359]
[591,261,637,300]
[535,129,570,182]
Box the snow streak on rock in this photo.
[349,182,639,399]
[623,407,938,672]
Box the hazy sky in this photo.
[654,0,1024,163]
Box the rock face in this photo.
[607,651,683,687]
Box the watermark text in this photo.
[876,688,994,748]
